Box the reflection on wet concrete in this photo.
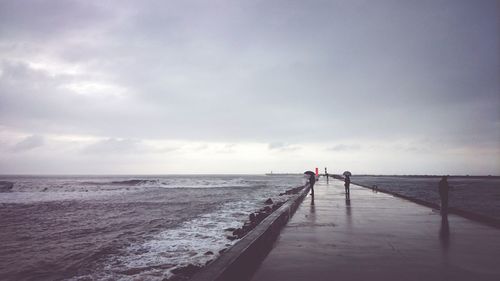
[345,198,352,228]
[309,195,316,225]
[440,214,450,251]
[252,180,500,281]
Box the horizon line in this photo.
[1,173,499,177]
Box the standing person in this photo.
[304,171,316,196]
[309,173,316,196]
[438,176,450,214]
[344,175,351,195]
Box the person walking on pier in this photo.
[344,175,351,196]
[304,171,316,196]
[438,176,451,215]
[309,174,316,196]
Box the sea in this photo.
[0,175,306,281]
[1,174,499,281]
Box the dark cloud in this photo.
[11,135,45,152]
[0,0,114,40]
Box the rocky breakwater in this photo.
[166,184,307,281]
[0,181,14,192]
[226,184,307,241]
[225,198,284,241]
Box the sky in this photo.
[0,0,498,175]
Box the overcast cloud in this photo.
[0,0,498,175]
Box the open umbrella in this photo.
[343,171,352,177]
[304,171,316,177]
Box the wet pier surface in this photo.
[250,179,500,281]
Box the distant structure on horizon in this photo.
[265,171,302,176]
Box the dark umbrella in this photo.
[343,171,352,177]
[304,171,316,177]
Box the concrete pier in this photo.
[250,179,500,281]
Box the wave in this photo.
[81,179,160,186]
[0,175,305,281]
[80,178,252,189]
[0,176,303,194]
[0,181,14,192]
[112,179,157,185]
[67,200,250,281]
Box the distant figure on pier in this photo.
[325,167,329,184]
[304,171,316,196]
[344,175,351,195]
[438,176,451,214]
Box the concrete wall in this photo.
[190,183,311,281]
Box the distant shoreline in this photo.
[267,174,500,178]
[0,174,499,178]
[351,174,500,179]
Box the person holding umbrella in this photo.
[304,171,316,196]
[343,171,352,196]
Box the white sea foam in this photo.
[1,175,305,281]
[72,200,255,281]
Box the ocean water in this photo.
[351,176,500,221]
[0,175,305,281]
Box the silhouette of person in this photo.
[344,175,351,195]
[438,176,450,214]
[309,173,316,196]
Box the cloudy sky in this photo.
[0,0,498,175]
